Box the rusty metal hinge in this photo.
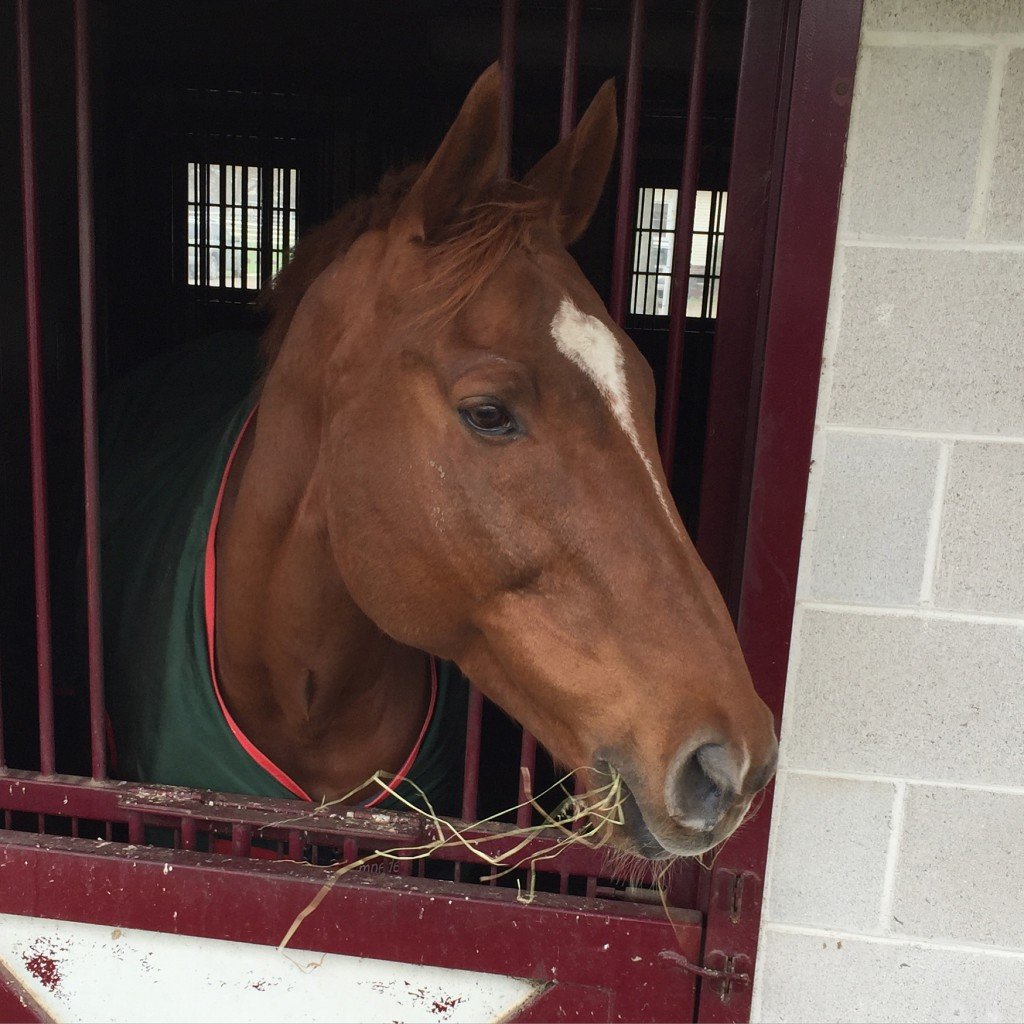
[659,949,750,984]
[712,867,762,923]
[659,949,752,1003]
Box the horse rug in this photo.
[99,332,465,814]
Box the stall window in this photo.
[630,187,727,319]
[186,162,299,290]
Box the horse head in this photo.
[262,65,777,858]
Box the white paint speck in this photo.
[550,297,679,536]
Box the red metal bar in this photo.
[15,0,55,777]
[696,2,799,613]
[461,688,484,821]
[499,0,518,178]
[515,729,538,827]
[696,1,865,1020]
[181,816,197,850]
[559,0,582,140]
[0,770,677,887]
[231,822,252,858]
[0,650,5,768]
[658,0,711,478]
[74,0,107,781]
[608,0,645,326]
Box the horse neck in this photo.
[211,356,431,800]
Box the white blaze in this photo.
[550,296,680,534]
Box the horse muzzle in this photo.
[598,734,778,859]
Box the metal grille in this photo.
[187,162,298,289]
[630,187,727,319]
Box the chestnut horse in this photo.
[102,65,776,860]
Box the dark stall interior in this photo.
[0,0,744,823]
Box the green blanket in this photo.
[100,333,465,814]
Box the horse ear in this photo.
[392,63,504,243]
[523,79,618,246]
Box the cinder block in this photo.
[801,432,940,605]
[933,441,1024,614]
[765,773,895,932]
[754,929,1024,1024]
[863,0,1024,33]
[828,247,1024,436]
[892,786,1024,947]
[986,49,1024,242]
[783,609,1024,786]
[845,47,990,238]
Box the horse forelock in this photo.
[259,168,549,371]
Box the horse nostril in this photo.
[671,743,738,830]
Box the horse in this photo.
[99,64,777,860]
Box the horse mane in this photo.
[259,166,546,368]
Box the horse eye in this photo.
[459,402,518,437]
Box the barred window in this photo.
[630,187,727,319]
[186,162,299,290]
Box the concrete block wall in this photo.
[752,2,1024,1020]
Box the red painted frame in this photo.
[694,1,864,1020]
[0,829,702,1023]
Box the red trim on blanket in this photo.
[203,406,439,806]
[364,656,438,809]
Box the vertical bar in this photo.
[0,650,5,767]
[231,823,252,858]
[15,0,56,776]
[460,688,484,821]
[74,0,107,780]
[559,0,582,140]
[289,171,298,268]
[240,166,249,288]
[180,817,197,851]
[659,0,711,478]
[260,166,273,284]
[127,813,143,845]
[653,187,665,312]
[288,829,303,862]
[499,0,518,178]
[515,730,537,827]
[199,161,209,290]
[608,0,645,325]
[228,165,236,286]
[635,186,649,315]
[282,168,292,261]
[219,163,227,288]
[695,1,799,612]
